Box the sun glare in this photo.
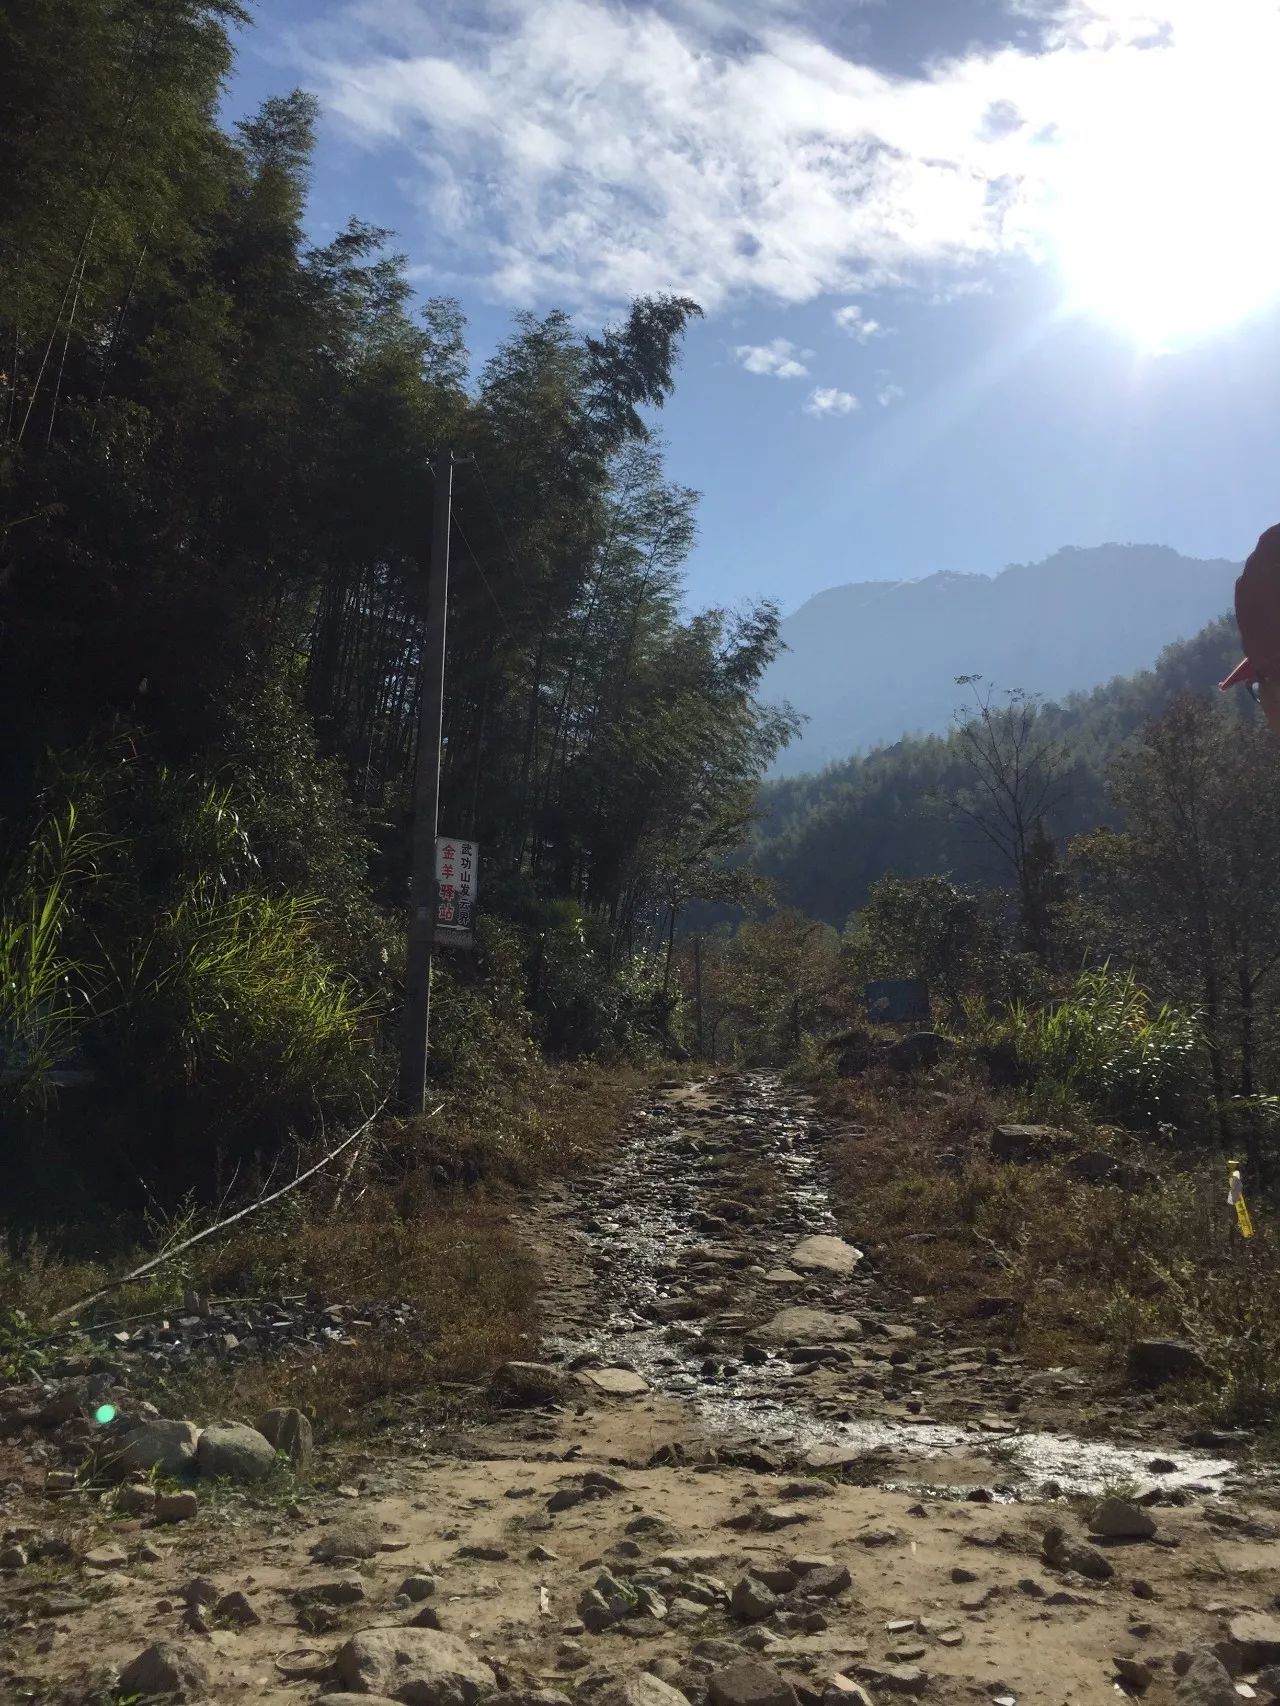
[1047,37,1280,348]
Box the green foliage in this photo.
[843,874,1017,1011]
[1010,965,1203,1128]
[0,1307,48,1381]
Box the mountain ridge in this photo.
[765,542,1240,776]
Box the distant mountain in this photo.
[764,544,1240,777]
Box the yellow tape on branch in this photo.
[1228,1163,1255,1240]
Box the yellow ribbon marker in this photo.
[1227,1162,1255,1239]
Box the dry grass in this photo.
[816,1066,1280,1422]
[1,1064,646,1435]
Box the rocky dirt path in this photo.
[3,1073,1280,1706]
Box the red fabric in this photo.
[1221,524,1280,691]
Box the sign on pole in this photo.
[434,835,479,949]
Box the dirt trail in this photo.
[4,1073,1280,1706]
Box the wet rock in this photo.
[755,1308,862,1346]
[115,1419,200,1478]
[731,1576,780,1623]
[790,1236,863,1278]
[117,1641,210,1702]
[489,1362,568,1408]
[708,1659,799,1706]
[257,1406,314,1469]
[155,1489,198,1522]
[1042,1525,1114,1581]
[1228,1615,1280,1670]
[1090,1498,1157,1541]
[1127,1340,1208,1387]
[1174,1651,1236,1706]
[196,1422,276,1482]
[335,1627,498,1705]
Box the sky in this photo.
[226,0,1280,615]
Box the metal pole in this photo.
[398,452,453,1114]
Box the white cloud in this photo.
[877,382,905,406]
[805,386,859,417]
[733,338,810,378]
[833,304,883,341]
[295,0,1280,314]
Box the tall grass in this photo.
[1010,964,1203,1127]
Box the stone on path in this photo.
[196,1421,276,1482]
[115,1419,200,1478]
[156,1489,198,1522]
[1174,1650,1237,1706]
[1228,1614,1280,1670]
[312,1516,385,1561]
[489,1361,568,1407]
[708,1659,799,1706]
[731,1575,780,1622]
[595,1675,692,1706]
[755,1308,862,1347]
[257,1405,314,1469]
[790,1236,863,1277]
[990,1124,1065,1163]
[117,1642,210,1702]
[335,1627,497,1706]
[1090,1497,1156,1540]
[1042,1525,1113,1581]
[577,1367,651,1397]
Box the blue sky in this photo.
[227,0,1280,613]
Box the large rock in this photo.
[1042,1525,1114,1581]
[990,1124,1066,1163]
[1066,1150,1156,1191]
[335,1627,497,1706]
[313,1516,384,1560]
[1174,1651,1237,1706]
[887,1032,952,1074]
[257,1406,314,1470]
[1090,1497,1157,1540]
[196,1421,276,1482]
[1127,1340,1209,1387]
[115,1419,200,1478]
[754,1308,862,1346]
[789,1236,863,1277]
[708,1660,798,1706]
[577,1367,651,1397]
[595,1677,690,1706]
[117,1642,210,1702]
[731,1575,779,1622]
[489,1361,567,1408]
[1228,1614,1280,1670]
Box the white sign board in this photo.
[434,835,478,947]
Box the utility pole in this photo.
[398,452,453,1114]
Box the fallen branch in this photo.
[48,1100,390,1326]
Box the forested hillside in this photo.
[764,544,1239,774]
[753,613,1241,925]
[0,0,793,1213]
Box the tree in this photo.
[843,874,1013,1018]
[951,678,1072,960]
[1071,695,1280,1126]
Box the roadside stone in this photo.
[825,1681,874,1706]
[489,1362,568,1408]
[1127,1340,1208,1387]
[887,1032,952,1074]
[595,1675,691,1706]
[84,1543,128,1570]
[257,1406,314,1470]
[852,1664,928,1696]
[755,1309,862,1346]
[990,1124,1064,1163]
[214,1589,260,1626]
[790,1236,863,1278]
[1114,1658,1152,1692]
[306,1577,367,1606]
[731,1576,780,1622]
[577,1367,651,1397]
[950,1568,978,1584]
[1043,1525,1114,1581]
[1174,1650,1236,1706]
[855,1528,900,1549]
[1228,1615,1280,1670]
[790,1564,851,1601]
[313,1517,384,1561]
[1091,1498,1158,1541]
[115,1419,200,1478]
[708,1659,798,1706]
[401,1573,437,1602]
[117,1483,157,1516]
[155,1489,198,1522]
[335,1627,497,1705]
[117,1642,210,1702]
[196,1421,276,1482]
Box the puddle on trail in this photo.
[548,1071,1245,1502]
